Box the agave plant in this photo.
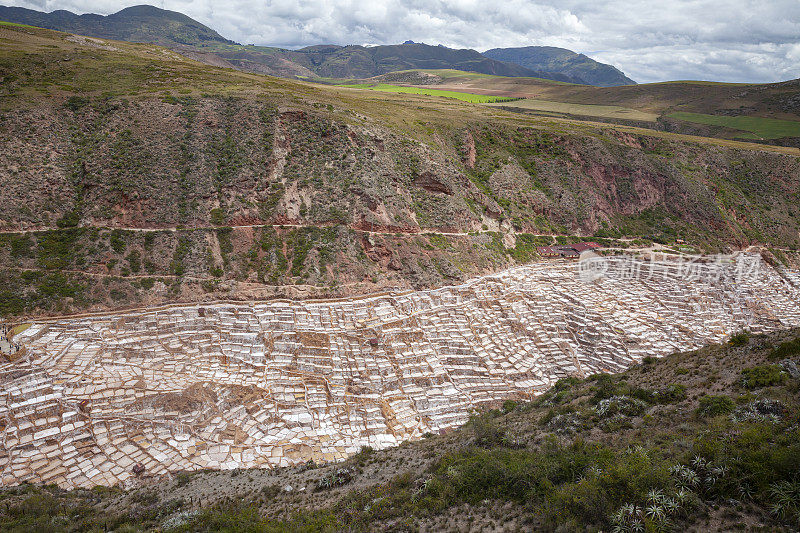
[626,444,647,456]
[769,480,800,521]
[738,483,754,500]
[645,504,666,521]
[610,503,645,533]
[691,455,707,470]
[647,488,668,505]
[675,488,692,505]
[663,496,679,513]
[671,464,700,488]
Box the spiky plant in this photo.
[769,480,800,522]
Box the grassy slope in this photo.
[338,82,519,103]
[668,112,800,140]
[2,329,798,531]
[488,98,658,122]
[379,69,800,140]
[1,22,800,319]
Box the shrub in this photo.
[769,480,800,525]
[697,395,735,417]
[109,230,127,254]
[55,209,81,228]
[654,384,687,404]
[353,445,374,463]
[595,396,648,418]
[590,374,618,402]
[126,250,141,273]
[739,365,786,389]
[731,399,787,423]
[210,208,226,226]
[546,412,584,434]
[769,337,800,360]
[316,467,355,491]
[554,376,582,392]
[64,95,89,111]
[144,231,157,250]
[502,400,518,413]
[729,331,750,347]
[468,412,507,447]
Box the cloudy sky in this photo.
[6,0,800,83]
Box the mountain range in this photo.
[0,4,635,85]
[484,45,636,87]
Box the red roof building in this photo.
[571,242,602,253]
[537,246,560,257]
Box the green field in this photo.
[413,68,575,85]
[668,112,800,139]
[488,98,658,122]
[339,83,520,103]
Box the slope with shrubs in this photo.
[1,21,800,319]
[1,328,799,531]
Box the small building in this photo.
[537,246,560,258]
[571,242,602,253]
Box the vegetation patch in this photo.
[739,364,787,389]
[668,112,800,139]
[339,83,520,103]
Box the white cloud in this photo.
[4,0,800,83]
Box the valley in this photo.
[0,8,799,531]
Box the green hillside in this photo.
[0,5,584,82]
[1,21,799,320]
[483,45,636,87]
[339,83,520,103]
[668,112,800,140]
[0,4,233,46]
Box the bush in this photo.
[468,412,508,447]
[654,384,687,404]
[739,365,786,389]
[431,439,604,505]
[210,208,226,226]
[729,331,750,347]
[595,396,648,418]
[769,480,800,525]
[64,95,89,111]
[316,467,355,491]
[109,230,127,254]
[56,209,80,228]
[353,445,374,463]
[769,337,800,360]
[126,250,141,273]
[731,399,787,423]
[697,395,735,417]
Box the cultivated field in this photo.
[668,111,800,139]
[488,98,658,122]
[339,82,519,103]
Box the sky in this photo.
[6,0,800,84]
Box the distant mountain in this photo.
[0,4,584,83]
[276,43,582,81]
[483,46,636,87]
[0,4,233,46]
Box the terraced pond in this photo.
[2,253,799,488]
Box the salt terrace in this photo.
[2,253,800,488]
